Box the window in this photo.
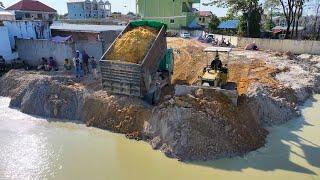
[37,14,42,19]
[170,19,175,24]
[25,13,30,18]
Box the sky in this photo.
[1,0,228,17]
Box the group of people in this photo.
[212,38,232,47]
[0,56,5,72]
[71,50,98,79]
[37,57,58,71]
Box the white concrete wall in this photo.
[212,34,320,55]
[16,39,74,66]
[75,41,104,60]
[16,39,108,65]
[212,34,238,47]
[237,37,320,55]
[0,26,17,62]
[3,21,51,49]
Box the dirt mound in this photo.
[0,70,152,139]
[83,91,151,139]
[107,26,158,64]
[145,88,267,161]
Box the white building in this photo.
[67,0,111,20]
[0,25,18,62]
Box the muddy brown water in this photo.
[0,95,319,180]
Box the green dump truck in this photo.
[99,21,174,104]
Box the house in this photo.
[0,11,16,21]
[218,20,240,30]
[0,24,18,62]
[136,0,200,29]
[6,0,57,21]
[198,11,213,28]
[3,20,51,49]
[0,3,4,11]
[67,0,111,20]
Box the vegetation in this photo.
[209,14,221,32]
[203,0,263,37]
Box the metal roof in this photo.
[204,47,232,53]
[50,23,125,33]
[199,11,213,17]
[272,25,305,31]
[218,20,240,29]
[6,0,57,12]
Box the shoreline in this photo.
[0,50,319,161]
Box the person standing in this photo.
[73,50,81,78]
[0,55,6,72]
[90,56,98,80]
[82,50,90,75]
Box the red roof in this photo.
[6,0,56,13]
[199,11,213,17]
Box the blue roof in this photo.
[188,19,202,29]
[218,20,240,29]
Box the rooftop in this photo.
[199,11,213,17]
[6,0,57,13]
[50,23,125,33]
[218,20,240,29]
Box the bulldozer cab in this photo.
[201,47,233,89]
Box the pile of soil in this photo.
[83,91,151,139]
[106,26,158,64]
[144,88,268,161]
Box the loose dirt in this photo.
[167,37,281,95]
[107,26,158,64]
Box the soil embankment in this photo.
[1,39,320,161]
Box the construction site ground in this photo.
[1,38,319,161]
[167,37,281,95]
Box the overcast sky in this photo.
[2,0,228,17]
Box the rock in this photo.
[160,144,174,158]
[150,136,162,150]
[169,98,175,105]
[175,98,192,108]
[164,95,172,101]
[225,125,232,132]
[195,88,204,97]
[187,94,196,99]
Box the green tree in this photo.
[203,0,263,37]
[209,14,221,32]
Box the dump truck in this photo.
[99,21,173,104]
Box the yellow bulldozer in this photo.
[200,48,237,91]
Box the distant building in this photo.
[0,24,18,61]
[136,0,200,29]
[198,11,213,28]
[0,11,15,21]
[0,6,4,11]
[0,1,4,10]
[6,0,57,21]
[3,20,51,49]
[67,0,111,20]
[218,20,240,30]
